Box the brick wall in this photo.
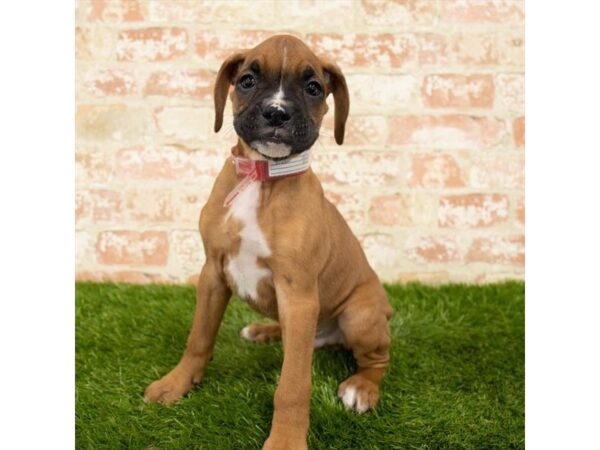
[75,0,525,284]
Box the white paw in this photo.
[240,325,253,341]
[338,385,369,413]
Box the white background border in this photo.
[527,1,600,448]
[1,1,600,448]
[0,2,74,449]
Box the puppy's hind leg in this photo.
[240,322,282,343]
[336,282,392,414]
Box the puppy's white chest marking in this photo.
[225,181,271,301]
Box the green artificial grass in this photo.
[76,281,524,449]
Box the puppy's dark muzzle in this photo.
[262,105,291,128]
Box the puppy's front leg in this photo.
[144,260,231,404]
[263,276,319,450]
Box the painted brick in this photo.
[473,270,524,284]
[516,197,525,225]
[369,193,436,226]
[75,27,114,60]
[408,153,465,189]
[74,191,89,224]
[76,271,174,284]
[398,272,450,284]
[149,0,278,26]
[117,28,187,62]
[115,146,223,181]
[389,115,506,149]
[451,33,500,66]
[194,31,277,66]
[153,106,212,142]
[76,104,148,143]
[418,33,499,67]
[513,116,525,148]
[421,74,494,108]
[123,189,173,222]
[346,74,417,112]
[320,114,387,146]
[468,154,524,189]
[313,151,405,188]
[405,235,461,264]
[418,32,524,68]
[82,68,137,97]
[439,194,509,228]
[359,0,438,26]
[78,0,146,22]
[76,231,96,268]
[440,0,524,24]
[144,69,213,100]
[306,33,416,69]
[170,230,205,279]
[148,0,205,22]
[324,190,365,231]
[277,0,356,30]
[416,33,449,67]
[96,230,169,266]
[171,189,208,225]
[497,30,525,67]
[467,235,525,265]
[496,73,524,112]
[359,233,403,277]
[75,149,113,183]
[76,189,122,223]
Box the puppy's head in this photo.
[213,35,349,160]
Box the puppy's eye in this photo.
[305,80,322,97]
[238,74,256,90]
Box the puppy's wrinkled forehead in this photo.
[241,35,325,82]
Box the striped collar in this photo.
[223,150,311,208]
[232,150,311,181]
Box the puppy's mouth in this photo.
[250,138,292,160]
[234,110,318,160]
[250,129,293,160]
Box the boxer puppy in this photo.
[144,35,393,450]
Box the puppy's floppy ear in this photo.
[320,58,350,145]
[213,51,247,133]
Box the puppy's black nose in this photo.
[262,105,291,127]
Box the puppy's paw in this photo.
[143,368,198,405]
[337,374,380,413]
[240,322,281,343]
